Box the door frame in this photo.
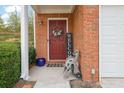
[99,5,102,83]
[47,18,68,62]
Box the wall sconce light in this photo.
[38,20,43,26]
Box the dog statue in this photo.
[63,50,82,79]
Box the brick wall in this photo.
[72,5,99,81]
[35,13,72,63]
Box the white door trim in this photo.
[99,5,102,83]
[47,18,68,62]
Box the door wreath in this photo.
[52,30,63,37]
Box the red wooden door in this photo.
[49,20,67,60]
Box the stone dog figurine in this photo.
[63,50,81,79]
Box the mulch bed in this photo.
[14,64,36,88]
[14,79,36,88]
[70,79,102,88]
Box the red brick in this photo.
[35,13,73,64]
[72,5,99,81]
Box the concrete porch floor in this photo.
[101,78,124,88]
[28,65,76,88]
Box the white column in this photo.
[20,5,29,80]
[33,11,36,49]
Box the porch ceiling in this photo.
[32,5,75,14]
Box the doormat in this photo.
[46,63,64,67]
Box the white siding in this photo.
[100,6,124,77]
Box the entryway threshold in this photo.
[34,80,70,88]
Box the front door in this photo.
[49,19,67,61]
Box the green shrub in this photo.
[29,47,36,64]
[0,42,36,88]
[0,42,21,88]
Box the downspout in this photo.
[33,10,36,50]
